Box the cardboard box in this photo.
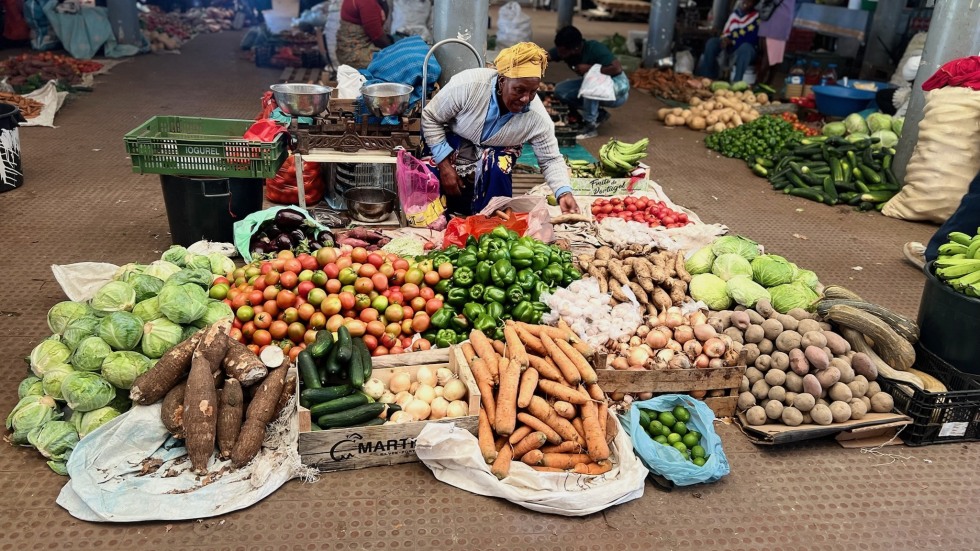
[297,349,479,472]
[597,364,747,418]
[736,412,912,445]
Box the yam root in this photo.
[183,352,219,474]
[161,382,186,439]
[274,374,297,418]
[222,336,268,386]
[217,378,244,459]
[130,329,203,405]
[196,321,233,368]
[230,359,288,468]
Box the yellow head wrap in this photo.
[494,42,548,79]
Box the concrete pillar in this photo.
[861,0,905,79]
[432,0,490,85]
[711,0,730,31]
[557,0,575,30]
[892,0,980,182]
[644,0,679,68]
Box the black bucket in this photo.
[917,261,980,376]
[159,175,264,246]
[0,103,26,193]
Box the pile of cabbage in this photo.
[684,235,822,314]
[822,112,903,150]
[6,246,235,475]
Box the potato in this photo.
[793,392,815,412]
[866,381,881,398]
[760,319,783,341]
[801,412,813,424]
[848,376,869,398]
[810,404,833,425]
[830,401,852,423]
[760,398,770,408]
[775,314,799,331]
[787,349,808,376]
[785,371,804,393]
[823,331,851,356]
[851,353,877,381]
[818,322,833,332]
[836,361,855,384]
[765,369,787,387]
[746,310,765,325]
[781,406,803,426]
[755,354,772,371]
[816,366,841,389]
[802,374,822,398]
[871,392,894,413]
[739,344,758,366]
[755,299,775,319]
[724,326,745,345]
[744,325,765,344]
[737,391,756,411]
[804,346,830,371]
[784,391,798,407]
[861,396,872,410]
[730,311,751,330]
[765,400,784,420]
[828,382,853,402]
[769,351,789,372]
[752,379,771,401]
[707,316,725,333]
[758,338,774,355]
[775,331,803,352]
[801,331,827,349]
[797,319,822,336]
[746,405,767,426]
[740,375,750,393]
[768,385,786,403]
[745,366,764,385]
[787,308,811,321]
[817,398,830,407]
[717,311,733,328]
[848,398,868,420]
[823,347,835,362]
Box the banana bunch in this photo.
[935,229,980,297]
[567,159,602,178]
[599,138,649,176]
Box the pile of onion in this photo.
[364,366,469,424]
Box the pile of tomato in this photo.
[590,196,691,228]
[780,111,820,137]
[212,247,451,360]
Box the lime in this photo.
[672,442,688,454]
[692,457,707,467]
[648,420,664,435]
[639,410,651,427]
[658,411,676,428]
[682,433,700,449]
[672,406,691,423]
[691,445,706,459]
[666,432,682,444]
[660,424,672,437]
[653,435,669,444]
[673,421,688,436]
[687,430,702,442]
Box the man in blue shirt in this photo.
[696,0,760,83]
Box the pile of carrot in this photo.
[462,321,618,479]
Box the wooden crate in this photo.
[296,350,480,472]
[597,365,747,418]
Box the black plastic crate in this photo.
[878,344,980,446]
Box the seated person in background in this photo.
[336,0,393,69]
[548,26,629,140]
[696,0,759,83]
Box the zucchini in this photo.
[826,305,915,371]
[307,330,334,359]
[814,299,919,343]
[787,187,825,203]
[301,384,355,406]
[336,325,353,363]
[297,350,322,390]
[309,392,373,417]
[351,417,386,427]
[317,402,388,429]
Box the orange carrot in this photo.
[557,338,598,385]
[469,330,496,364]
[540,332,582,386]
[517,367,539,409]
[540,441,583,454]
[478,408,497,464]
[521,449,544,466]
[585,383,605,402]
[495,436,508,452]
[573,460,612,475]
[597,401,609,441]
[528,396,584,445]
[511,431,547,459]
[494,358,520,436]
[528,355,566,383]
[490,442,513,479]
[581,400,610,462]
[508,425,533,445]
[516,412,562,445]
[572,416,587,445]
[572,340,594,358]
[492,340,505,356]
[552,400,577,420]
[461,342,478,365]
[514,324,547,356]
[541,453,593,469]
[518,322,573,343]
[537,379,588,404]
[605,406,619,444]
[556,319,583,344]
[469,358,497,426]
[503,322,529,370]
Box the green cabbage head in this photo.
[47,301,93,334]
[6,394,59,431]
[711,253,753,281]
[161,245,189,267]
[101,351,152,389]
[143,260,181,282]
[769,282,820,313]
[726,275,772,308]
[751,254,796,287]
[131,274,165,303]
[42,363,75,400]
[866,112,893,133]
[158,283,209,324]
[710,235,760,261]
[78,407,122,438]
[843,113,867,135]
[18,376,44,399]
[98,311,144,351]
[91,281,137,313]
[689,273,732,310]
[192,301,234,328]
[28,420,79,461]
[62,315,102,351]
[70,336,112,372]
[30,339,72,376]
[133,296,164,323]
[685,245,716,275]
[822,122,846,137]
[141,318,184,359]
[208,253,235,276]
[61,372,116,412]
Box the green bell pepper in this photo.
[453,266,474,287]
[509,242,535,269]
[465,235,478,248]
[435,329,458,348]
[506,229,519,241]
[434,279,451,295]
[516,268,537,292]
[513,300,535,323]
[562,266,582,287]
[430,307,455,330]
[473,314,496,333]
[483,286,506,304]
[421,330,437,343]
[468,283,486,302]
[485,301,504,320]
[457,250,479,269]
[475,261,493,285]
[490,225,511,241]
[531,243,552,271]
[488,247,510,263]
[542,263,565,286]
[447,287,469,307]
[462,302,485,321]
[491,326,505,341]
[451,314,470,333]
[432,254,452,267]
[505,284,524,304]
[530,281,550,301]
[491,259,516,287]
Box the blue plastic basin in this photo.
[812,85,876,117]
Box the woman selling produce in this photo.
[421,42,580,216]
[336,0,393,69]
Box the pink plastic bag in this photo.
[396,150,447,230]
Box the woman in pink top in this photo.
[336,0,393,68]
[758,0,795,85]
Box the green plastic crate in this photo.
[124,116,287,178]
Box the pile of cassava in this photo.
[576,245,693,319]
[130,321,295,474]
[658,89,772,132]
[465,323,619,477]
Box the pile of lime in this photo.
[639,405,710,466]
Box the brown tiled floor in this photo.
[0,17,973,551]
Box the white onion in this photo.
[414,384,436,404]
[434,385,444,398]
[446,400,468,418]
[409,381,420,394]
[405,399,431,421]
[429,397,450,419]
[394,390,414,408]
[362,378,386,400]
[389,411,415,424]
[389,372,412,393]
[628,347,650,367]
[379,391,396,404]
[436,367,455,386]
[416,366,437,387]
[442,379,467,401]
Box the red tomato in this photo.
[401,283,420,301]
[283,258,303,274]
[252,329,272,347]
[345,319,366,337]
[412,312,430,333]
[231,293,249,310]
[326,314,345,333]
[282,307,299,324]
[371,272,388,292]
[287,322,306,343]
[298,254,318,271]
[229,327,244,343]
[411,339,431,352]
[260,263,274,275]
[358,263,378,278]
[309,312,326,329]
[392,258,410,271]
[359,308,379,323]
[288,346,303,361]
[297,280,316,298]
[372,345,389,357]
[246,343,260,355]
[252,277,267,291]
[277,290,297,309]
[338,292,355,310]
[366,320,386,337]
[297,302,316,321]
[390,346,404,355]
[279,271,298,290]
[366,253,384,268]
[241,321,257,340]
[419,286,435,301]
[350,247,368,264]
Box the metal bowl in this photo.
[270,83,333,116]
[344,187,397,223]
[360,83,414,118]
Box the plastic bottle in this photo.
[787,59,806,85]
[804,60,822,86]
[820,63,839,86]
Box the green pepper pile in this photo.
[418,225,581,346]
[704,115,803,162]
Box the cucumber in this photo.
[351,417,386,427]
[356,338,373,381]
[858,164,882,185]
[639,409,651,427]
[336,326,353,363]
[308,330,334,359]
[323,339,344,383]
[348,337,365,387]
[297,350,321,390]
[821,176,838,205]
[317,402,388,429]
[301,384,355,406]
[309,392,373,417]
[787,187,825,203]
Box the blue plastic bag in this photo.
[620,394,730,486]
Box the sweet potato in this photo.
[161,381,186,439]
[231,360,288,468]
[196,321,233,368]
[130,329,203,405]
[217,379,244,459]
[222,336,268,386]
[274,374,297,418]
[183,353,219,474]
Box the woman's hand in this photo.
[438,158,463,196]
[558,192,579,214]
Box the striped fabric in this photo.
[359,36,441,124]
[722,9,760,51]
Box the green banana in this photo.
[938,243,969,256]
[947,232,974,246]
[950,269,980,289]
[936,260,980,279]
[968,239,980,259]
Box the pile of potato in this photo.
[658,89,772,133]
[714,299,895,427]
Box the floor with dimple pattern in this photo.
[1,15,975,551]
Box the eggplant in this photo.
[275,233,294,250]
[266,226,282,240]
[274,208,306,230]
[310,242,323,252]
[319,232,334,246]
[288,229,306,243]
